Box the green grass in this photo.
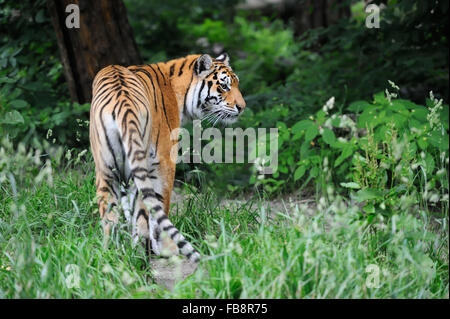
[0,157,448,298]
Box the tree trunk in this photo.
[47,0,142,104]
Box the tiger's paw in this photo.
[159,231,180,257]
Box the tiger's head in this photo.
[185,53,246,125]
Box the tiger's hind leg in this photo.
[95,171,120,241]
[129,190,179,258]
[123,146,200,262]
[119,182,177,257]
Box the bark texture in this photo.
[47,0,142,103]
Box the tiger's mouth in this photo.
[202,106,240,126]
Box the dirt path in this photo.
[149,258,199,291]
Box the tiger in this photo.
[89,53,246,263]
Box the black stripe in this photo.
[163,225,175,232]
[170,230,179,240]
[98,96,121,184]
[183,64,195,111]
[197,80,206,107]
[155,126,161,151]
[146,65,173,132]
[134,174,152,181]
[131,167,149,174]
[134,69,159,112]
[141,188,156,199]
[188,58,196,69]
[137,209,148,221]
[155,192,164,202]
[100,186,112,193]
[104,179,118,199]
[177,240,187,249]
[155,64,167,85]
[156,214,167,224]
[178,59,187,76]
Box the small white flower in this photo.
[322,97,335,114]
[388,80,400,91]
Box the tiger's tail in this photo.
[126,145,200,262]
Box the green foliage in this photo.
[253,85,448,222]
[0,141,447,297]
[0,0,91,147]
[168,199,447,298]
[180,15,299,94]
[124,0,242,63]
[301,0,449,103]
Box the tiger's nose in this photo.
[235,104,244,114]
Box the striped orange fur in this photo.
[89,53,245,262]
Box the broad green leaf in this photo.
[410,106,428,121]
[391,99,419,110]
[392,114,407,129]
[305,123,319,142]
[300,140,311,158]
[309,166,319,178]
[9,99,29,109]
[35,10,46,23]
[340,182,361,189]
[294,165,306,181]
[354,188,384,202]
[428,130,449,151]
[334,145,354,167]
[417,136,428,150]
[278,165,288,174]
[388,100,407,113]
[316,109,327,125]
[364,203,376,214]
[0,110,24,125]
[292,131,303,141]
[373,91,387,105]
[322,128,337,146]
[357,108,377,128]
[347,100,371,112]
[0,77,16,84]
[292,120,313,134]
[276,121,288,131]
[425,153,435,174]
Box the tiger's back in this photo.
[89,53,245,262]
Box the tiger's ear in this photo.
[216,53,230,67]
[195,54,213,77]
